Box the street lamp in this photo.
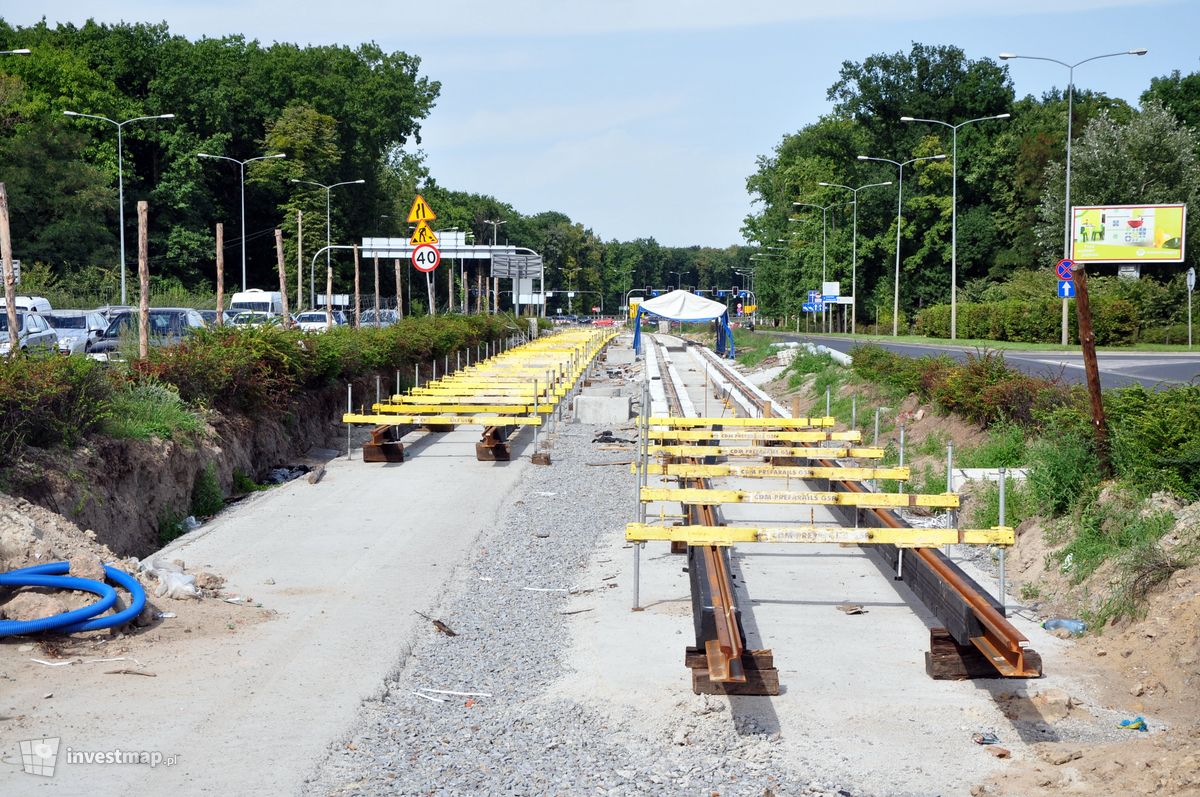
[818,180,893,334]
[857,153,947,336]
[290,178,365,308]
[63,110,176,304]
[198,152,286,292]
[484,220,506,313]
[999,48,1147,344]
[792,201,852,332]
[900,114,1009,340]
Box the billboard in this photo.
[1070,204,1186,264]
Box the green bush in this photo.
[1058,485,1175,582]
[914,298,1140,345]
[1025,434,1100,516]
[960,422,1027,468]
[190,463,224,518]
[0,353,112,456]
[104,378,202,440]
[970,477,1036,528]
[1106,385,1200,500]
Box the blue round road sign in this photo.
[1056,259,1073,280]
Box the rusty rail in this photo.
[699,344,1040,679]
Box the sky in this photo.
[8,1,1200,247]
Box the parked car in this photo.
[229,311,281,328]
[93,304,134,321]
[0,311,59,355]
[15,295,53,314]
[198,309,238,327]
[358,309,398,327]
[88,308,207,361]
[45,310,108,354]
[295,310,348,333]
[228,288,284,316]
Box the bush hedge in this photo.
[914,298,1140,345]
[0,314,517,453]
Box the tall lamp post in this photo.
[290,178,365,308]
[64,110,175,304]
[484,219,506,314]
[900,113,1010,340]
[816,181,892,333]
[857,153,947,336]
[791,201,852,332]
[198,152,286,292]
[999,48,1147,345]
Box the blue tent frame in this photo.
[632,306,734,358]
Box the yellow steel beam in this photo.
[640,486,959,508]
[647,429,861,443]
[648,444,885,459]
[637,463,911,480]
[625,523,1013,547]
[343,413,541,426]
[373,403,554,414]
[645,416,835,428]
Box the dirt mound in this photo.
[0,492,120,573]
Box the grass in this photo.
[959,423,1027,468]
[969,477,1037,529]
[232,468,267,494]
[733,329,778,366]
[190,463,224,518]
[103,379,203,441]
[767,329,1196,353]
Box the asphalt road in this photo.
[772,334,1200,389]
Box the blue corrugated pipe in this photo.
[0,562,147,636]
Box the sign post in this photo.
[1070,261,1112,476]
[1188,266,1195,349]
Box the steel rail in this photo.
[698,345,1039,678]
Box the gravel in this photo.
[301,388,867,795]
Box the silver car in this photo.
[295,310,348,332]
[45,310,108,354]
[0,312,59,355]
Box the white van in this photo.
[228,289,283,316]
[15,295,52,313]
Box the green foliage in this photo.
[1025,434,1101,517]
[960,423,1027,468]
[732,330,776,366]
[0,352,112,456]
[1057,485,1176,582]
[970,477,1036,529]
[231,468,261,495]
[915,297,1140,345]
[1106,385,1200,500]
[157,510,187,547]
[190,463,223,518]
[104,377,202,440]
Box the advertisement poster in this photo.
[1070,204,1186,263]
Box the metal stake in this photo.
[998,467,1007,615]
[851,394,857,429]
[874,407,881,446]
[375,375,380,407]
[897,424,906,493]
[395,369,400,396]
[346,383,352,461]
[533,379,540,455]
[414,364,420,389]
[633,541,641,610]
[825,385,831,418]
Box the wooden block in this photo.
[925,627,996,680]
[306,465,326,484]
[691,667,780,696]
[670,541,688,554]
[532,452,552,466]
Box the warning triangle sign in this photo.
[409,220,439,246]
[406,194,436,224]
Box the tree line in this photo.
[744,43,1200,327]
[0,18,752,314]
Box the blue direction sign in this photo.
[1056,259,1074,281]
[807,290,819,302]
[802,302,815,313]
[716,290,727,297]
[1058,280,1076,299]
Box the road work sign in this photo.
[406,194,436,223]
[410,220,439,246]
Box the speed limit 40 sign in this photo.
[412,244,441,273]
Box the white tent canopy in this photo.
[634,289,728,321]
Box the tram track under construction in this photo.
[629,333,1041,696]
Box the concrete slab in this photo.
[576,394,633,423]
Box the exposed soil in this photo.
[1,384,346,558]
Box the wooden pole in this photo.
[275,229,291,327]
[353,244,361,328]
[296,209,303,312]
[373,255,380,327]
[394,259,403,320]
[1071,263,1112,477]
[0,184,19,350]
[137,201,149,360]
[215,222,225,327]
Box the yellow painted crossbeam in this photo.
[645,416,835,428]
[637,463,911,480]
[387,395,559,406]
[342,413,541,426]
[640,486,959,509]
[625,523,1013,547]
[647,429,861,443]
[372,403,554,414]
[648,444,885,459]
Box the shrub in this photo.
[0,353,112,455]
[1106,384,1200,500]
[1025,434,1100,516]
[104,377,202,440]
[190,463,224,518]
